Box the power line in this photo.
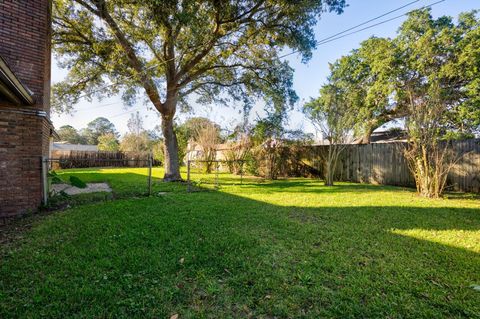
[73,56,176,102]
[67,1,424,104]
[279,0,446,59]
[317,0,446,45]
[108,104,160,119]
[316,0,420,44]
[75,100,125,112]
[109,108,142,119]
[69,0,446,113]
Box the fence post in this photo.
[187,160,191,193]
[215,161,219,190]
[41,156,48,206]
[147,153,152,196]
[240,160,244,185]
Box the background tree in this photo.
[82,117,118,145]
[304,84,354,186]
[326,37,401,143]
[250,112,286,179]
[224,133,252,175]
[120,132,150,153]
[396,10,479,197]
[127,112,144,137]
[194,123,221,173]
[320,9,480,196]
[325,9,480,143]
[55,125,87,144]
[147,126,164,164]
[97,132,120,151]
[151,140,164,165]
[229,112,312,178]
[120,112,150,153]
[52,0,346,180]
[176,117,221,164]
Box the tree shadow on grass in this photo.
[243,180,412,195]
[1,173,479,318]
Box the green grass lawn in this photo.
[1,167,479,318]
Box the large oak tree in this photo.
[52,0,346,180]
[311,9,480,196]
[324,9,480,143]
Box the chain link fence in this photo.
[42,155,154,207]
[185,159,267,192]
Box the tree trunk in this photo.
[324,145,334,186]
[161,113,182,181]
[359,126,375,144]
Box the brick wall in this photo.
[0,0,52,221]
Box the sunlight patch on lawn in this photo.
[391,228,480,253]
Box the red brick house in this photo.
[0,0,53,221]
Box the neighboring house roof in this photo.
[53,142,98,152]
[312,140,332,146]
[188,144,204,152]
[185,142,234,162]
[0,55,34,106]
[313,135,355,146]
[364,130,408,143]
[187,142,233,152]
[50,129,60,140]
[313,130,407,145]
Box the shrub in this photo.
[69,176,87,189]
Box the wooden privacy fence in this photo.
[288,139,480,193]
[50,150,159,169]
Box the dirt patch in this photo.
[51,183,112,195]
[289,210,328,224]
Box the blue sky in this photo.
[51,0,479,138]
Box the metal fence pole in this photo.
[215,161,219,190]
[41,156,48,206]
[240,160,244,185]
[147,153,152,196]
[187,160,191,193]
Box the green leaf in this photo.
[69,176,87,189]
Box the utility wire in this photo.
[75,100,125,112]
[279,0,446,59]
[109,107,143,119]
[70,1,426,104]
[72,56,176,101]
[316,0,420,44]
[70,0,445,117]
[317,0,446,46]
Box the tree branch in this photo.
[75,0,165,113]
